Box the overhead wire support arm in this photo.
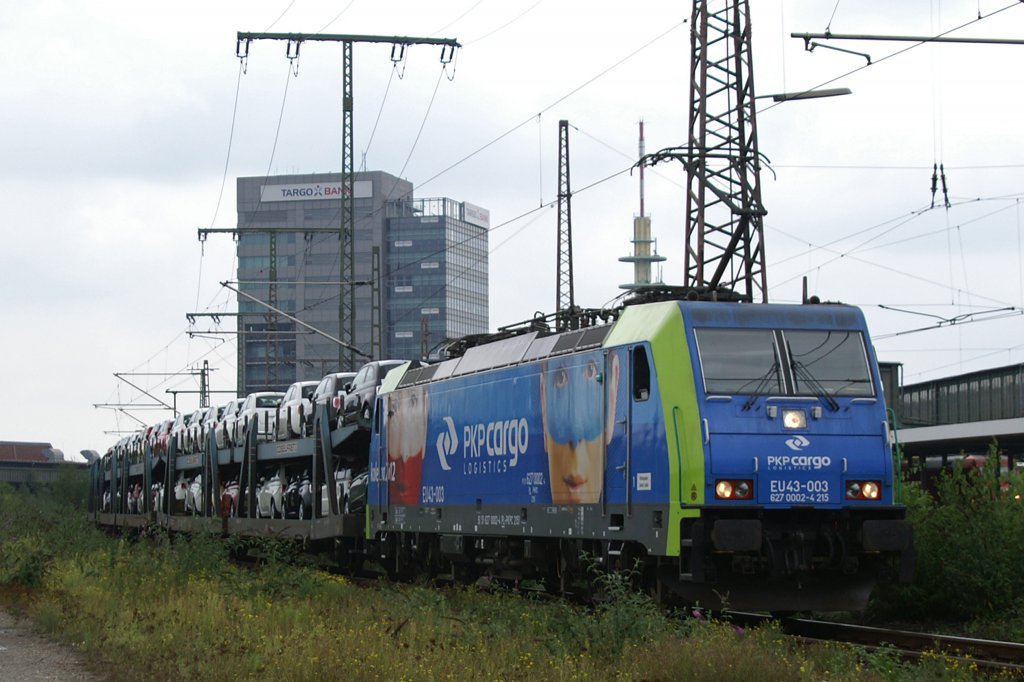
[112,374,176,413]
[792,31,1024,47]
[803,41,873,65]
[220,280,372,361]
[236,32,461,49]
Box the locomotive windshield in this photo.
[786,330,873,397]
[695,329,782,395]
[695,328,874,397]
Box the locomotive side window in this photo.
[695,329,781,395]
[632,346,651,401]
[784,330,874,397]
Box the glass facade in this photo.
[385,198,489,361]
[235,174,488,394]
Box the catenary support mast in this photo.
[235,32,459,370]
[685,0,768,302]
[555,120,575,330]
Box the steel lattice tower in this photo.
[685,0,768,303]
[556,120,574,328]
[339,40,356,371]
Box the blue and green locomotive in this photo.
[367,299,913,611]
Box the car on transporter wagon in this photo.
[217,398,246,449]
[234,392,284,444]
[255,472,285,518]
[341,360,411,426]
[169,412,194,455]
[310,371,357,431]
[275,381,320,439]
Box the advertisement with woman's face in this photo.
[541,352,620,505]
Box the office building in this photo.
[235,172,489,394]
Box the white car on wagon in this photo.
[217,398,245,449]
[275,380,320,439]
[234,392,285,444]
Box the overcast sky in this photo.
[2,0,1023,459]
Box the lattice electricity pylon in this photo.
[236,31,459,370]
[684,0,768,303]
[555,119,575,330]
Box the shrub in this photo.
[0,535,50,587]
[878,442,1024,620]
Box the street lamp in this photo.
[757,87,852,102]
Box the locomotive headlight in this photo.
[846,480,882,500]
[782,409,807,429]
[715,479,754,500]
[861,481,880,500]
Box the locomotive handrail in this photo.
[672,406,685,507]
[887,407,904,503]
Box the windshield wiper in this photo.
[741,361,780,411]
[791,360,840,412]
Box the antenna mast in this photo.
[620,120,665,290]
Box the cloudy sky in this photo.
[2,0,1023,459]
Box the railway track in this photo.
[728,612,1024,673]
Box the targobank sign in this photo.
[260,181,373,202]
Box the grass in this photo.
[1,474,1018,681]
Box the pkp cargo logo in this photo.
[767,453,832,470]
[436,417,458,471]
[785,434,810,451]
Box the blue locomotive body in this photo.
[367,301,912,610]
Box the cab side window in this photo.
[633,346,651,401]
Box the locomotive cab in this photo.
[675,302,914,611]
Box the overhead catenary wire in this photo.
[759,2,1024,119]
[770,224,1017,310]
[225,18,688,325]
[769,194,1024,285]
[462,0,545,46]
[825,0,843,33]
[900,338,1024,381]
[414,18,686,193]
[316,0,356,34]
[92,2,1019,446]
[361,64,398,171]
[431,0,485,38]
[99,7,684,444]
[263,0,297,33]
[396,65,447,180]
